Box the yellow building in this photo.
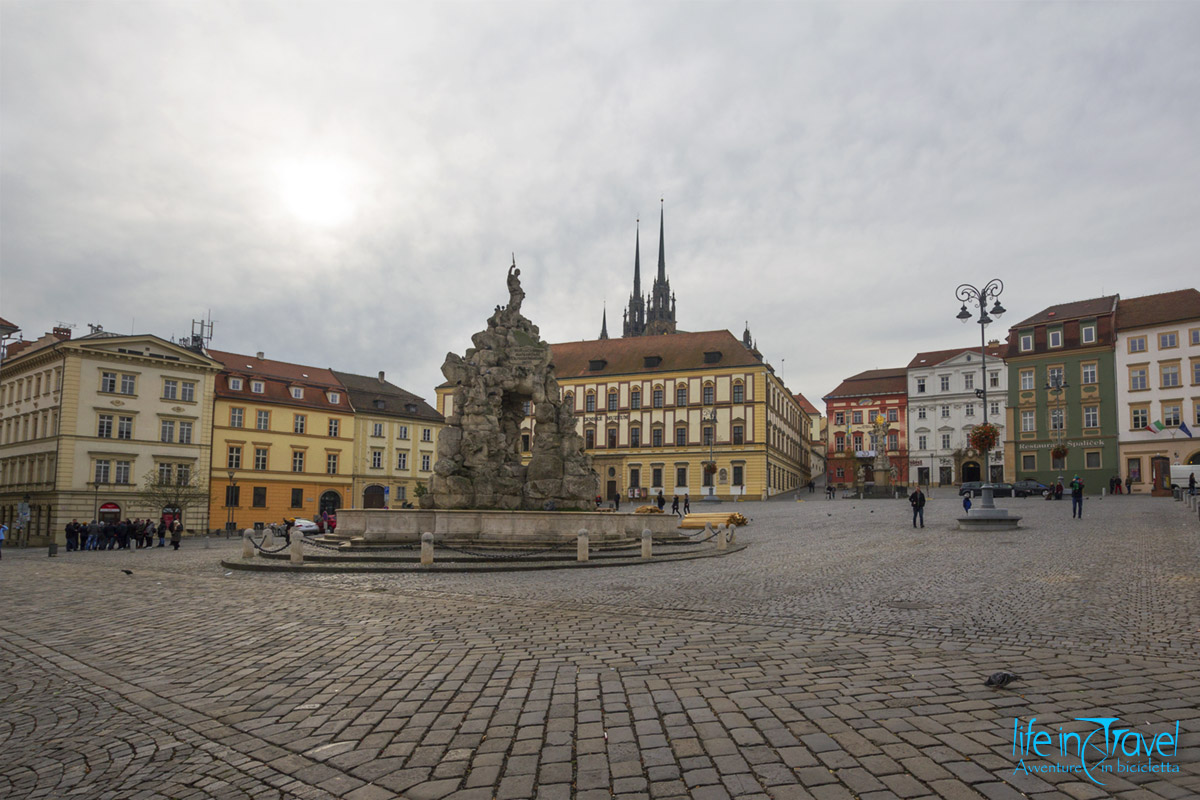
[0,327,221,544]
[207,351,353,530]
[331,370,443,508]
[436,328,809,501]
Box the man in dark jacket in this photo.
[1070,475,1085,519]
[909,486,926,528]
[65,520,79,551]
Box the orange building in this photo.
[823,368,909,489]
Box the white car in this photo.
[290,518,320,534]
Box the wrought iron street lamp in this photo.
[1045,373,1070,463]
[226,469,238,536]
[956,279,1006,511]
[702,408,718,500]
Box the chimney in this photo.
[987,339,1000,347]
[256,351,264,359]
[378,371,385,383]
[52,326,72,341]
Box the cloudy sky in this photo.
[3,1,1198,405]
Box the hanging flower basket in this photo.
[1051,443,1069,460]
[703,461,718,475]
[967,423,1000,452]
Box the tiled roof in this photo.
[331,370,442,423]
[823,368,907,401]
[1010,295,1118,329]
[0,316,18,335]
[207,349,348,412]
[548,330,764,378]
[793,393,820,415]
[907,346,1005,369]
[1115,288,1200,331]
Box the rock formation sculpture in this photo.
[426,262,596,510]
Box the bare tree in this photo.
[134,469,209,528]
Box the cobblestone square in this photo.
[2,495,1198,799]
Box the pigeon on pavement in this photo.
[121,569,133,576]
[984,671,1021,688]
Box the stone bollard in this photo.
[242,531,254,559]
[727,523,736,545]
[641,529,653,559]
[290,530,304,564]
[262,527,274,548]
[421,532,434,565]
[577,529,589,562]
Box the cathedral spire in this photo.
[633,219,641,298]
[599,303,609,339]
[656,200,666,283]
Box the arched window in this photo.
[676,385,688,406]
[629,424,641,447]
[652,386,665,408]
[732,381,745,404]
[630,388,641,409]
[584,428,596,449]
[607,390,618,411]
[607,427,618,448]
[675,425,688,446]
[585,391,596,412]
[703,383,715,405]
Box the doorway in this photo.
[319,491,342,515]
[962,461,981,482]
[363,485,386,509]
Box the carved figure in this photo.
[507,259,524,314]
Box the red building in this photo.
[822,368,908,488]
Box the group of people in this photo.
[654,490,691,518]
[62,518,184,551]
[1108,475,1131,494]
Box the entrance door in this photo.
[98,502,121,523]
[363,485,386,508]
[962,461,981,482]
[606,480,617,502]
[1150,456,1172,497]
[319,491,342,515]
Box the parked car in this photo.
[289,518,319,534]
[1012,479,1050,498]
[958,482,1014,498]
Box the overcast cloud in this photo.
[3,1,1198,405]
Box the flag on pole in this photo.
[1145,420,1165,434]
[1181,421,1194,438]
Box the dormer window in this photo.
[291,387,304,399]
[229,377,243,390]
[328,392,340,404]
[251,381,265,393]
[405,403,418,413]
[643,356,662,368]
[374,399,386,409]
[1019,333,1033,352]
[588,359,607,371]
[1048,329,1063,348]
[703,351,722,364]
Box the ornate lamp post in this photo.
[701,408,719,502]
[225,469,238,536]
[1045,373,1070,474]
[956,279,1006,512]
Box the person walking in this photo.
[670,495,681,518]
[909,485,926,528]
[613,494,620,511]
[169,520,183,550]
[1189,473,1197,497]
[1070,475,1085,519]
[962,494,972,515]
[683,494,691,515]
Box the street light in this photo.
[226,469,237,536]
[1045,373,1070,464]
[956,279,1006,511]
[701,408,719,501]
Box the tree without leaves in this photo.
[134,470,208,526]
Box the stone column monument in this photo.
[871,412,892,492]
[426,260,597,511]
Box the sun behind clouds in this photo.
[275,157,359,227]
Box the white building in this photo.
[1113,289,1200,493]
[906,345,1007,488]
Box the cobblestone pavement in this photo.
[2,495,1198,799]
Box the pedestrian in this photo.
[671,495,681,518]
[0,522,6,559]
[1070,475,1085,519]
[614,494,620,511]
[656,490,665,511]
[1124,475,1131,494]
[157,520,167,547]
[1054,479,1064,501]
[808,480,815,494]
[908,485,926,528]
[170,520,183,550]
[86,520,100,550]
[683,494,690,515]
[962,494,972,515]
[1189,473,1196,496]
[65,519,79,552]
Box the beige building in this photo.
[0,327,221,545]
[331,370,443,509]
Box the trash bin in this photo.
[48,542,58,557]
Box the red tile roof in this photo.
[793,392,820,415]
[907,345,1005,369]
[207,349,348,412]
[549,330,764,378]
[1115,288,1200,331]
[1010,295,1118,328]
[823,368,907,400]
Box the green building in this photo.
[1005,296,1119,494]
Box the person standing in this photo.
[170,520,183,550]
[0,522,6,559]
[683,494,691,515]
[613,494,620,511]
[157,520,167,547]
[1189,473,1197,496]
[65,520,79,552]
[962,494,972,515]
[85,520,100,550]
[909,485,926,528]
[1124,475,1131,494]
[656,491,665,511]
[1070,475,1085,519]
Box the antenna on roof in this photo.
[188,314,214,351]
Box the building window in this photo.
[887,432,898,450]
[294,414,306,434]
[965,404,975,417]
[254,448,268,470]
[292,451,305,472]
[230,408,244,427]
[1193,361,1200,385]
[181,382,195,402]
[964,373,974,390]
[630,426,641,447]
[852,411,863,425]
[1131,407,1149,429]
[371,450,382,469]
[605,427,617,448]
[853,433,863,451]
[1128,336,1147,353]
[370,422,383,437]
[630,468,641,488]
[1050,408,1064,431]
[291,488,303,508]
[397,452,407,470]
[1161,364,1180,388]
[941,433,951,450]
[251,381,264,393]
[117,416,132,440]
[94,459,110,483]
[291,387,304,399]
[733,383,744,403]
[116,374,134,395]
[398,425,409,440]
[1022,453,1036,471]
[421,454,431,471]
[1127,457,1142,482]
[888,408,898,422]
[652,467,663,488]
[328,392,340,404]
[228,446,241,469]
[675,426,687,446]
[917,434,927,450]
[158,462,173,484]
[1081,325,1096,344]
[1021,410,1035,432]
[1083,406,1098,428]
[225,485,240,507]
[1020,369,1034,391]
[703,385,714,405]
[1192,329,1200,346]
[1048,366,1064,386]
[676,467,687,487]
[1019,333,1033,352]
[585,393,596,412]
[916,378,926,394]
[989,371,1000,388]
[162,379,178,400]
[940,375,950,391]
[328,418,340,437]
[990,401,1000,417]
[607,391,618,411]
[1130,368,1147,391]
[1082,363,1097,384]
[916,407,926,420]
[101,372,117,393]
[257,410,270,430]
[585,429,595,449]
[1048,330,1063,348]
[177,464,190,485]
[179,421,192,444]
[421,428,432,442]
[115,461,131,484]
[676,386,688,406]
[229,377,243,390]
[1160,332,1178,349]
[733,425,744,445]
[1085,451,1101,470]
[652,428,663,447]
[630,388,641,409]
[653,388,664,408]
[326,454,338,474]
[253,487,267,507]
[97,414,113,438]
[160,420,175,443]
[834,411,844,425]
[395,486,406,501]
[521,432,530,451]
[1163,404,1181,427]
[941,405,950,419]
[703,426,713,446]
